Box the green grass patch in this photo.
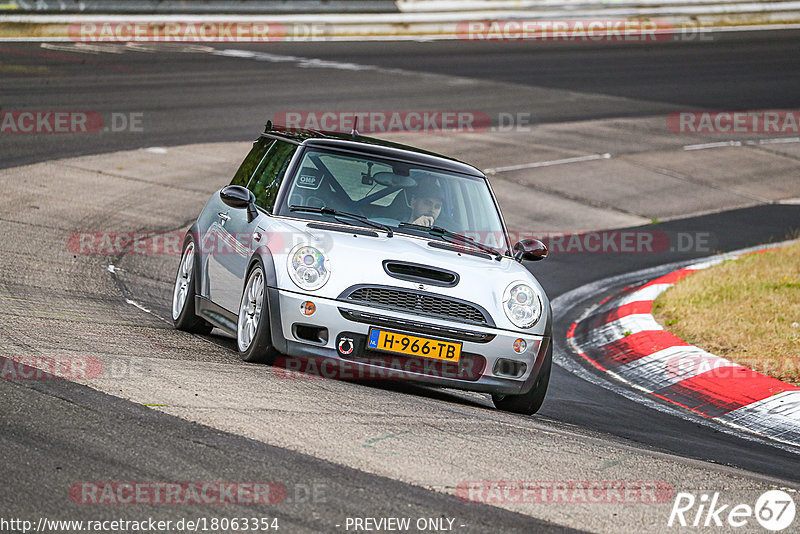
[652,241,800,386]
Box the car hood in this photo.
[257,216,550,335]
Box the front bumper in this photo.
[270,287,551,396]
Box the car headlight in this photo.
[287,245,330,291]
[503,282,542,329]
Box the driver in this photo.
[408,180,444,228]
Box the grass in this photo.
[652,241,800,386]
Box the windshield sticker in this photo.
[297,172,322,190]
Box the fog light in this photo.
[493,359,527,378]
[513,338,527,354]
[301,301,316,316]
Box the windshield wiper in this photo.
[398,223,502,261]
[290,205,393,237]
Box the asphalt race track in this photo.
[3,30,800,169]
[1,32,799,533]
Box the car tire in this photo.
[492,342,552,416]
[236,260,279,364]
[172,235,214,334]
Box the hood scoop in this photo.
[383,260,459,287]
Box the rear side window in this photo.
[230,138,274,187]
[247,140,297,212]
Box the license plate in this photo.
[367,328,461,362]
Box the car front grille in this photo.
[342,285,490,325]
[338,309,495,343]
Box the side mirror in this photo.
[220,185,258,223]
[513,239,548,262]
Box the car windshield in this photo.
[277,148,509,252]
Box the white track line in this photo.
[749,137,800,145]
[683,141,743,150]
[484,153,611,175]
[683,137,800,151]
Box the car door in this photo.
[207,139,298,313]
[204,138,272,309]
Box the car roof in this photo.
[260,124,486,178]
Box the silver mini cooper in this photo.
[172,124,552,415]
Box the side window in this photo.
[247,140,297,212]
[230,138,274,187]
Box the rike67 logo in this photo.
[668,490,796,531]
